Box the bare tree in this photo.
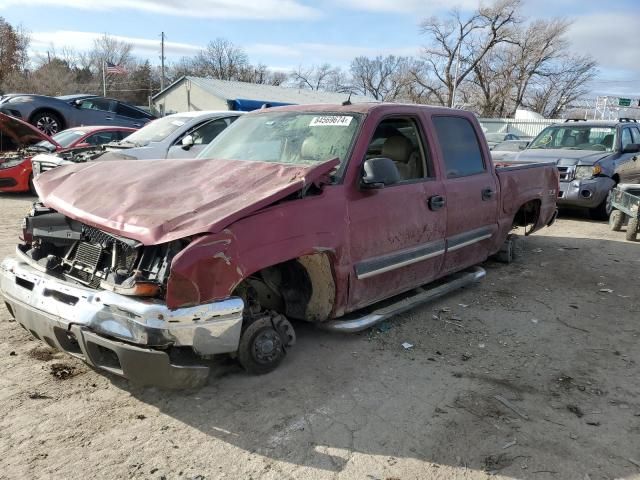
[415,0,522,106]
[192,38,249,81]
[524,55,597,117]
[350,55,411,101]
[291,63,349,92]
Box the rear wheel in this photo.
[609,210,624,231]
[237,314,295,375]
[31,110,63,135]
[626,217,639,241]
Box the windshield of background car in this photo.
[529,125,617,152]
[485,133,506,142]
[493,141,527,152]
[122,116,190,144]
[36,129,85,150]
[197,111,361,168]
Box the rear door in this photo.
[76,98,116,125]
[347,114,447,310]
[431,115,499,275]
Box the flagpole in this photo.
[102,61,106,96]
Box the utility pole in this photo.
[160,32,166,92]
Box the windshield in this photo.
[197,111,361,167]
[121,116,190,145]
[529,125,617,152]
[36,129,85,150]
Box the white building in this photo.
[152,76,375,115]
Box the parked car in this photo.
[0,103,558,388]
[484,132,520,149]
[490,139,530,162]
[0,112,136,194]
[31,111,244,174]
[510,118,640,218]
[0,94,155,135]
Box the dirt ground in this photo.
[0,193,639,480]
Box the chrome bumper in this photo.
[0,256,244,388]
[557,177,615,208]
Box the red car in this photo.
[0,113,136,194]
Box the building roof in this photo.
[152,76,375,107]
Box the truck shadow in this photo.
[122,234,640,479]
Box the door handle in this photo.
[482,188,495,200]
[428,195,446,211]
[105,116,113,121]
[133,123,141,127]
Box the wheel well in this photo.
[513,199,541,234]
[233,253,336,323]
[29,108,65,129]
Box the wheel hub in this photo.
[36,117,59,135]
[253,330,282,364]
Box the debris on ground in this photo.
[599,288,614,293]
[461,352,472,361]
[401,342,414,350]
[27,392,51,400]
[494,395,530,420]
[502,439,517,449]
[28,346,55,362]
[483,453,513,473]
[376,321,392,333]
[9,351,16,356]
[567,404,584,418]
[49,363,77,380]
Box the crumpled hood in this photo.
[34,157,338,245]
[0,112,60,151]
[516,148,609,166]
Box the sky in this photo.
[0,0,639,97]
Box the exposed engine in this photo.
[32,146,107,176]
[19,203,186,298]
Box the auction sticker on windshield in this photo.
[309,116,353,127]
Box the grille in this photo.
[73,242,102,271]
[558,166,573,182]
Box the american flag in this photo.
[105,62,126,74]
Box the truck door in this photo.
[347,115,447,311]
[431,115,499,275]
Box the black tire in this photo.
[30,110,63,135]
[609,210,624,231]
[237,315,295,375]
[626,217,639,241]
[590,189,613,221]
[495,235,516,263]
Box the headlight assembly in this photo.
[574,165,602,180]
[0,158,25,170]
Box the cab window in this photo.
[366,117,430,181]
[433,116,485,178]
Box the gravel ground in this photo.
[0,193,639,480]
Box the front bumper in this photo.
[0,255,244,388]
[557,176,615,209]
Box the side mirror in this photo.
[73,99,82,108]
[622,143,640,154]
[181,134,194,149]
[360,157,400,190]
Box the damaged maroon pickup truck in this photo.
[0,104,558,388]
